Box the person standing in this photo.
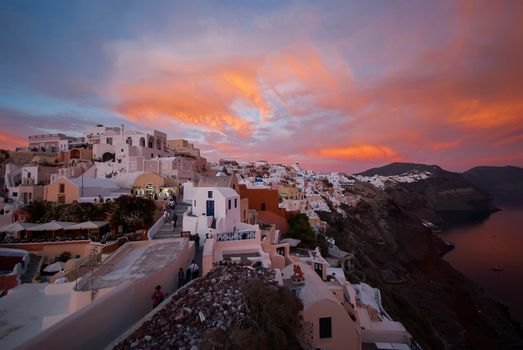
[151,285,165,309]
[178,267,185,288]
[189,261,199,280]
[193,234,200,251]
[185,266,192,283]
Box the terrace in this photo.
[216,230,256,241]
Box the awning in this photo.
[26,220,76,231]
[0,221,38,233]
[63,221,109,230]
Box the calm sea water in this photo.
[441,205,523,324]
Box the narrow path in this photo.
[152,200,203,270]
[153,200,189,239]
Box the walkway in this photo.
[151,199,203,273]
[153,200,189,240]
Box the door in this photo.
[314,262,323,278]
[206,200,215,216]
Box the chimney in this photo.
[121,124,124,136]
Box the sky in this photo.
[1,0,522,173]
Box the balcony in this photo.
[216,230,256,242]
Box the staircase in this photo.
[153,201,190,240]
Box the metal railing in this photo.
[216,230,256,241]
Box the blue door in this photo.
[206,200,215,216]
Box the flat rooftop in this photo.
[77,239,186,291]
[0,283,74,350]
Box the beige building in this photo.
[278,186,304,200]
[282,261,361,350]
[44,177,123,203]
[131,172,180,197]
[166,139,207,172]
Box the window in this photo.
[59,183,65,193]
[319,317,332,339]
[194,200,196,206]
[234,198,237,208]
[208,191,213,198]
[261,202,266,211]
[106,137,113,145]
[277,247,285,256]
[228,199,231,210]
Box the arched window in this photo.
[156,138,162,150]
[126,137,133,146]
[140,137,145,147]
[148,137,154,149]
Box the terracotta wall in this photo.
[0,273,18,291]
[238,185,285,217]
[0,241,92,263]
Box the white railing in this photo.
[216,230,256,242]
[147,216,165,240]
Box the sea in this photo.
[440,204,523,324]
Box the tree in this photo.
[286,213,316,244]
[110,195,156,233]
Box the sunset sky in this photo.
[1,1,522,173]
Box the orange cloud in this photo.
[0,132,25,150]
[448,99,523,129]
[309,144,397,161]
[111,45,355,136]
[432,140,461,151]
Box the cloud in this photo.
[309,144,398,161]
[0,132,25,150]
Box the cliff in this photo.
[319,181,523,349]
[463,166,523,205]
[356,162,498,228]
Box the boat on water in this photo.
[492,266,503,272]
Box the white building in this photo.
[84,124,121,144]
[183,187,243,240]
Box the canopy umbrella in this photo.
[27,220,76,231]
[0,221,38,239]
[26,220,76,241]
[64,221,109,241]
[43,261,65,273]
[63,221,109,230]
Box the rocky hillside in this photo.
[463,166,523,205]
[320,181,523,349]
[113,264,303,350]
[355,162,498,228]
[357,162,443,177]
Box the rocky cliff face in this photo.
[464,166,523,205]
[356,162,498,228]
[320,179,523,349]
